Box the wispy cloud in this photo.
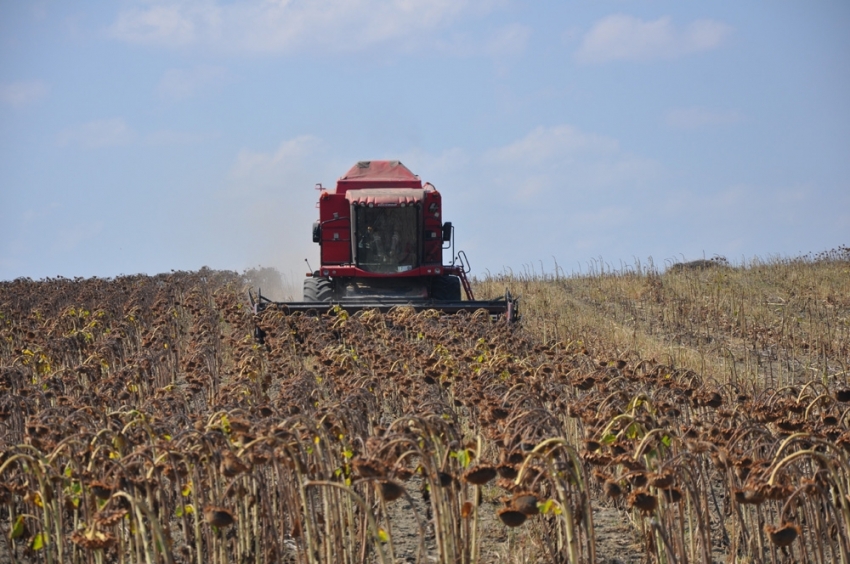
[666,107,743,129]
[473,124,661,208]
[109,3,207,47]
[109,0,502,54]
[575,14,732,64]
[485,125,619,166]
[397,147,470,179]
[483,23,531,57]
[157,65,227,100]
[57,118,134,148]
[0,80,48,107]
[230,135,324,189]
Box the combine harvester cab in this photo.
[250,160,518,322]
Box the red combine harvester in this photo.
[250,160,517,321]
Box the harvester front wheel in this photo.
[432,275,461,301]
[303,277,333,302]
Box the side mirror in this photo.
[312,221,321,243]
[441,222,452,242]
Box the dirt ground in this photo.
[383,478,646,564]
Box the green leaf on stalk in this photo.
[31,533,45,551]
[64,479,82,500]
[377,528,389,543]
[538,499,563,515]
[661,435,672,447]
[450,449,472,468]
[600,433,617,445]
[9,515,25,539]
[626,397,643,412]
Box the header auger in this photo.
[249,160,518,322]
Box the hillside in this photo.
[477,247,850,391]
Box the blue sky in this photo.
[2,1,848,288]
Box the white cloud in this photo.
[110,3,210,47]
[483,23,531,57]
[666,107,742,129]
[230,135,324,189]
[485,125,619,166]
[397,147,470,179]
[157,65,227,100]
[513,174,549,199]
[0,80,48,107]
[453,124,663,220]
[575,14,731,64]
[57,118,134,149]
[416,125,664,271]
[109,0,501,54]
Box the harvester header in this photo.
[250,161,517,322]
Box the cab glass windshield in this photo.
[355,206,419,273]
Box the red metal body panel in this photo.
[316,264,464,278]
[423,189,442,265]
[318,192,351,264]
[335,161,422,193]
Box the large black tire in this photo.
[303,277,333,302]
[431,275,461,301]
